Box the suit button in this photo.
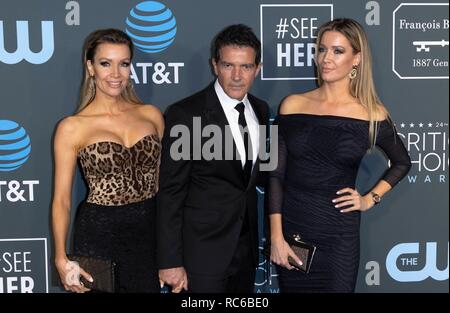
[239,216,243,220]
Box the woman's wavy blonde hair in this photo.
[77,29,143,112]
[316,18,390,148]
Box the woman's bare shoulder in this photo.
[137,104,164,137]
[56,115,81,134]
[279,90,317,115]
[54,115,90,148]
[375,104,389,121]
[138,103,163,119]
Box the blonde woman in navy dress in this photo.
[52,29,163,293]
[267,18,411,292]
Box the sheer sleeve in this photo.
[375,121,412,187]
[267,117,288,214]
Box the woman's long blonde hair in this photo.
[316,18,390,147]
[78,29,143,112]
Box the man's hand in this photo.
[159,267,188,293]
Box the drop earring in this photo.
[349,65,358,79]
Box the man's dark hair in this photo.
[212,24,261,65]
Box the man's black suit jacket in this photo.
[156,83,270,276]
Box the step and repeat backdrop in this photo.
[0,0,448,293]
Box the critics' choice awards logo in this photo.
[393,3,449,79]
[126,0,176,53]
[125,1,184,85]
[386,242,448,282]
[254,244,279,293]
[397,121,448,184]
[0,120,39,202]
[260,4,333,80]
[0,238,48,293]
[0,21,54,64]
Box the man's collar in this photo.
[214,79,249,108]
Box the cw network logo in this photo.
[386,242,449,282]
[0,21,54,64]
[125,1,177,54]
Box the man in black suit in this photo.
[157,24,270,293]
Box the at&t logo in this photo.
[0,120,31,172]
[0,21,54,64]
[125,1,184,85]
[0,120,39,202]
[125,0,177,53]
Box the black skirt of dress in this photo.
[73,197,159,293]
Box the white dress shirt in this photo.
[214,80,260,168]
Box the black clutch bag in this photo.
[264,234,316,274]
[68,255,116,293]
[285,234,316,274]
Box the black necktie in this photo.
[234,102,253,183]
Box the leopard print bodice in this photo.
[78,134,161,206]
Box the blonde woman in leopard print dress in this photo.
[52,29,163,293]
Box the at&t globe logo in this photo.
[125,1,177,54]
[0,120,31,172]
